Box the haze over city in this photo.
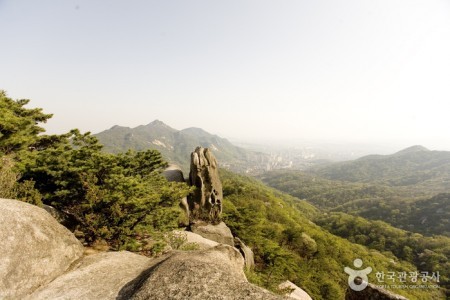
[1,0,450,150]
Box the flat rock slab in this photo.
[0,199,84,299]
[190,221,235,246]
[279,280,312,300]
[173,230,219,250]
[25,251,157,300]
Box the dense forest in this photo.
[315,213,449,292]
[220,170,446,299]
[0,90,447,299]
[260,169,450,297]
[261,170,450,238]
[332,193,450,237]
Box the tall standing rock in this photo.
[188,147,223,223]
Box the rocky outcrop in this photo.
[1,198,281,300]
[189,147,223,222]
[172,230,219,250]
[166,148,224,225]
[27,244,282,300]
[25,251,156,300]
[235,237,255,271]
[191,221,235,246]
[279,280,313,300]
[118,245,283,300]
[0,198,84,299]
[345,282,408,300]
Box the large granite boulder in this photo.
[25,241,281,300]
[191,221,235,246]
[162,164,186,183]
[188,147,223,222]
[1,199,281,300]
[25,251,156,300]
[0,198,84,299]
[117,245,283,300]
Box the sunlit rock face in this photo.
[188,147,223,223]
[0,198,84,299]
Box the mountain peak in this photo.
[147,120,169,127]
[394,145,430,156]
[109,125,130,130]
[141,120,178,131]
[181,127,211,136]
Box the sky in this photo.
[1,0,450,151]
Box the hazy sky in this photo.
[1,0,450,150]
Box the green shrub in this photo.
[0,156,18,199]
[179,242,200,251]
[166,231,188,250]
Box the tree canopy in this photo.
[0,91,52,155]
[0,90,191,249]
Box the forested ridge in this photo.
[261,170,450,238]
[260,168,450,297]
[219,170,446,298]
[312,146,450,191]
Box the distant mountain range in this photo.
[94,120,271,173]
[260,145,450,237]
[311,145,450,191]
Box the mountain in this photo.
[94,120,270,173]
[259,170,398,209]
[311,145,450,192]
[392,145,430,156]
[259,146,450,237]
[332,193,450,237]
